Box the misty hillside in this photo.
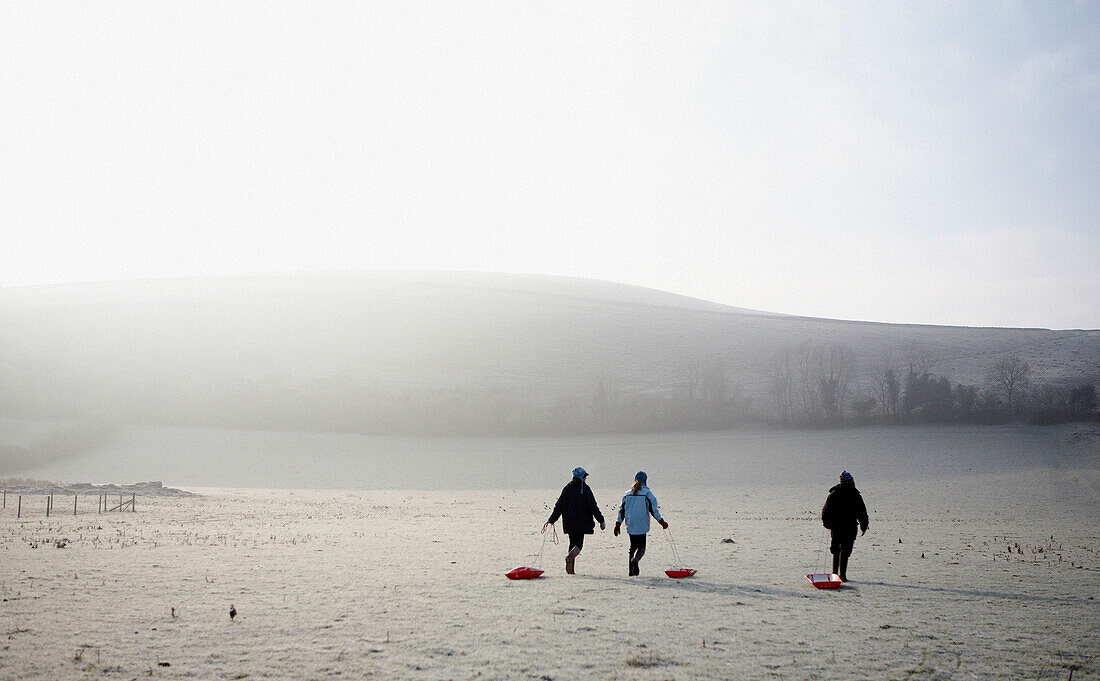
[2,272,1097,435]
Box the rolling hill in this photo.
[2,272,1097,435]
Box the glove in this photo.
[599,521,606,531]
[659,519,669,530]
[613,522,621,537]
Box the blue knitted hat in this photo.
[635,471,647,485]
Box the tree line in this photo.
[764,343,1097,428]
[538,343,1097,435]
[4,340,1092,437]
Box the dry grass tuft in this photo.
[623,652,675,669]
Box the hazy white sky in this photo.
[2,2,1097,328]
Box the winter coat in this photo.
[821,482,869,538]
[617,485,663,535]
[547,478,605,535]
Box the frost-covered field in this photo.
[2,425,1098,680]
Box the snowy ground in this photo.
[1,427,1098,680]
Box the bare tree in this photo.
[795,342,822,423]
[794,341,855,424]
[766,347,795,425]
[819,343,856,423]
[906,345,937,377]
[987,355,1030,417]
[884,369,900,417]
[876,350,900,417]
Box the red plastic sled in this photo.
[805,573,842,589]
[664,568,697,578]
[505,566,544,580]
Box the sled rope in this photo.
[535,523,559,569]
[663,527,685,567]
[816,526,830,574]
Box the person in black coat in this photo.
[821,470,870,582]
[544,467,605,574]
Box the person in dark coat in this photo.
[544,467,605,574]
[821,470,869,582]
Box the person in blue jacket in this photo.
[614,471,667,576]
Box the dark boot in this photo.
[839,553,849,582]
[566,547,580,575]
[832,554,840,576]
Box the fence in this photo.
[1,490,136,519]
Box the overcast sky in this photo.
[2,2,1097,329]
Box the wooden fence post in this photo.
[74,494,78,516]
[17,495,21,518]
[46,494,51,518]
[131,493,136,512]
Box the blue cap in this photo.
[572,466,588,479]
[635,471,647,485]
[839,470,854,484]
